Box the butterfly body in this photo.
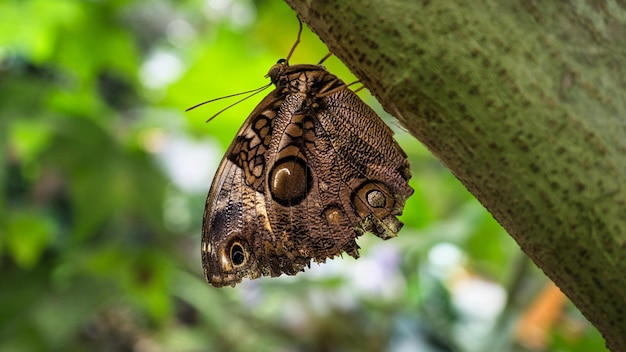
[202,60,412,287]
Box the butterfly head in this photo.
[266,58,289,85]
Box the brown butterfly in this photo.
[195,21,413,287]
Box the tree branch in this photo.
[284,0,626,350]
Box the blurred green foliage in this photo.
[0,0,608,351]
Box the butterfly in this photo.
[193,21,413,287]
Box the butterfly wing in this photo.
[201,90,285,287]
[202,64,412,287]
[262,81,413,268]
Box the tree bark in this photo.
[284,0,626,350]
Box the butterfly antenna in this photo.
[203,83,272,122]
[285,17,304,63]
[185,84,271,112]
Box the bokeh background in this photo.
[0,0,608,351]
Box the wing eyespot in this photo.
[230,242,247,267]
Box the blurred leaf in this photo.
[5,210,56,268]
[9,120,52,166]
[0,0,80,63]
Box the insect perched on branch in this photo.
[189,19,413,287]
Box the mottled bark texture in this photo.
[284,0,626,350]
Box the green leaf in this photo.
[5,210,56,268]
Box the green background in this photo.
[0,0,607,351]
